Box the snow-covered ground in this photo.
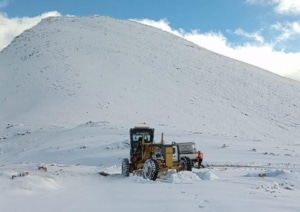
[1,123,300,212]
[1,16,300,211]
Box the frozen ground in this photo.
[0,16,300,211]
[0,123,300,212]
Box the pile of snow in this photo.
[165,170,219,183]
[196,170,219,181]
[166,171,200,183]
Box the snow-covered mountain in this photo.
[1,16,300,212]
[1,16,299,143]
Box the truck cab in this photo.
[172,141,199,166]
[129,127,154,159]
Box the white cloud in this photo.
[246,0,300,15]
[233,28,265,43]
[183,31,232,56]
[229,45,300,79]
[134,19,300,81]
[131,18,184,37]
[271,21,300,43]
[274,0,300,14]
[0,11,61,51]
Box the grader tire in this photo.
[143,159,159,181]
[122,158,130,177]
[180,156,192,171]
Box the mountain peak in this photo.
[1,16,299,142]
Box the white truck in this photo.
[172,142,199,167]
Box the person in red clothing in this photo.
[197,151,205,168]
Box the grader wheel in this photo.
[179,156,193,171]
[122,158,130,177]
[143,158,159,181]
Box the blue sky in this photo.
[0,0,300,80]
[2,1,266,30]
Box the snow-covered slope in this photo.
[1,16,300,143]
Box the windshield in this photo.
[132,132,151,142]
[130,127,154,144]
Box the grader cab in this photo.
[121,127,192,181]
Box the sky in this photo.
[0,0,300,80]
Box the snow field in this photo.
[0,124,299,211]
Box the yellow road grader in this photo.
[121,126,192,181]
